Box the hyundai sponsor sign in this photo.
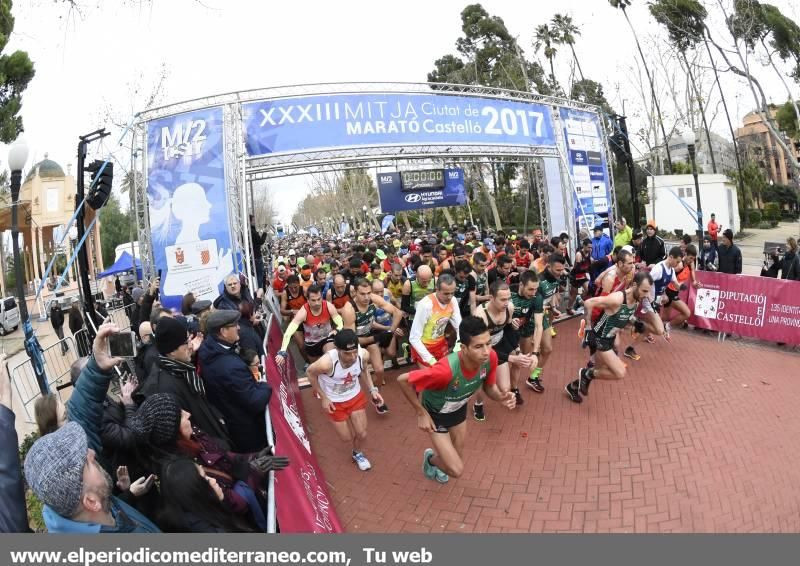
[377,168,466,213]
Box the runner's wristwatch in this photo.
[277,351,289,358]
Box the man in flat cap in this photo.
[197,309,272,452]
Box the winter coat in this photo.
[590,233,613,261]
[42,496,160,533]
[138,360,231,448]
[717,243,743,274]
[67,358,116,457]
[781,250,800,280]
[698,246,718,271]
[50,306,65,331]
[0,405,28,532]
[641,235,667,266]
[68,307,84,335]
[197,335,271,452]
[101,396,140,475]
[238,318,265,358]
[134,342,159,383]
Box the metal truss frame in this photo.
[138,81,600,124]
[245,144,561,181]
[132,82,612,279]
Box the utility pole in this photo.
[77,129,110,337]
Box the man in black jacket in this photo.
[139,317,231,447]
[50,302,68,354]
[250,215,268,291]
[717,229,742,274]
[640,224,666,266]
[197,310,271,452]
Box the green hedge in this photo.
[763,202,781,222]
[748,210,762,226]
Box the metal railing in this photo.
[7,336,79,423]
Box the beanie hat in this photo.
[131,287,145,302]
[155,317,189,355]
[129,393,182,446]
[24,422,88,517]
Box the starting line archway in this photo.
[132,82,617,309]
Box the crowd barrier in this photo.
[262,312,343,533]
[687,271,800,345]
[7,337,79,423]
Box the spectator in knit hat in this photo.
[24,421,160,533]
[139,316,231,448]
[197,310,272,452]
[129,393,288,532]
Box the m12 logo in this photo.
[160,120,207,160]
[448,171,460,179]
[379,175,394,184]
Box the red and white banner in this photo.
[264,319,343,533]
[687,271,800,345]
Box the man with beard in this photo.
[24,323,161,532]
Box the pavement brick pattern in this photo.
[301,319,800,533]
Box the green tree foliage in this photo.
[98,195,132,268]
[728,160,767,217]
[534,23,560,93]
[570,79,615,116]
[0,0,35,142]
[551,13,584,81]
[648,0,707,52]
[763,201,781,221]
[729,0,800,75]
[428,4,549,94]
[775,101,799,138]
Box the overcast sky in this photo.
[3,0,798,224]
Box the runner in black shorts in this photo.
[472,281,536,420]
[276,284,343,368]
[397,317,516,483]
[566,271,654,403]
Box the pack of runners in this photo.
[270,223,699,481]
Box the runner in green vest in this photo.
[397,317,516,483]
[566,271,654,403]
[526,253,567,392]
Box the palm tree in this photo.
[608,0,673,173]
[551,14,585,83]
[534,24,559,93]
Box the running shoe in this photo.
[513,388,524,405]
[578,368,592,396]
[374,401,389,415]
[422,449,449,483]
[423,448,436,479]
[573,296,584,311]
[401,343,411,360]
[565,381,583,403]
[664,322,672,342]
[550,327,557,337]
[624,346,641,361]
[473,403,486,421]
[352,451,372,471]
[526,377,544,393]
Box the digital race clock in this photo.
[400,169,446,191]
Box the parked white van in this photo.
[0,296,21,335]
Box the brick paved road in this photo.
[301,320,800,533]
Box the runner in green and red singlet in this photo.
[397,316,516,483]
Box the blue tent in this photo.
[97,251,143,280]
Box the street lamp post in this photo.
[9,137,48,394]
[684,132,704,241]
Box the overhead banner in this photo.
[146,107,234,310]
[559,108,613,234]
[265,320,343,533]
[243,93,556,156]
[688,271,800,345]
[377,168,466,213]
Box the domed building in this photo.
[0,154,104,297]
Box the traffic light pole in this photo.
[617,116,641,231]
[76,129,109,337]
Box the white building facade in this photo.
[647,174,740,236]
